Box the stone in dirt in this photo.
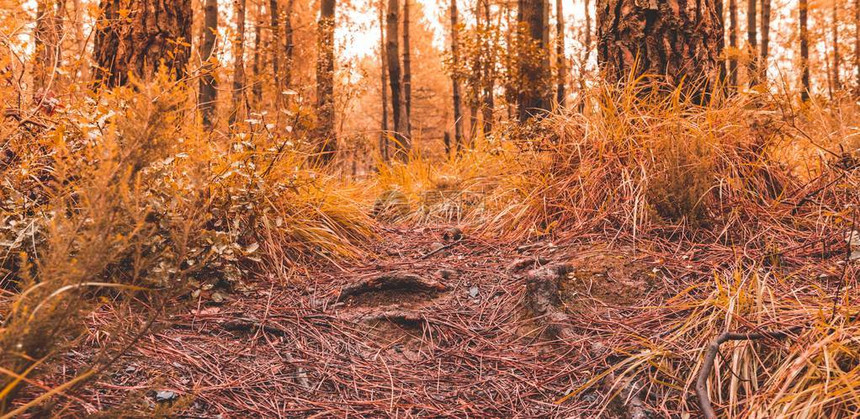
[523,264,576,340]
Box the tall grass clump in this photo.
[0,72,371,415]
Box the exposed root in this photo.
[337,272,449,302]
[523,264,575,340]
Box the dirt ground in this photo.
[44,225,672,418]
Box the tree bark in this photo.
[34,0,63,92]
[230,0,246,124]
[556,0,566,107]
[92,0,192,88]
[284,0,294,90]
[759,0,770,83]
[596,0,724,102]
[403,0,413,140]
[833,2,841,91]
[481,0,495,135]
[729,0,738,87]
[450,0,465,153]
[379,0,390,161]
[747,0,757,85]
[252,2,263,105]
[800,0,810,101]
[387,0,410,159]
[518,0,550,121]
[199,0,218,129]
[270,0,280,95]
[315,0,337,164]
[856,0,860,93]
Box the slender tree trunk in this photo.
[800,0,810,101]
[450,0,465,153]
[729,0,738,87]
[379,0,390,161]
[596,0,723,101]
[93,0,192,88]
[284,0,294,90]
[230,0,246,124]
[34,0,61,92]
[833,2,841,91]
[316,0,337,164]
[556,0,566,107]
[470,2,481,140]
[387,0,409,159]
[270,0,280,95]
[518,0,550,121]
[578,0,591,111]
[504,2,515,120]
[856,0,860,93]
[481,0,495,135]
[252,2,264,105]
[747,0,757,86]
[403,0,412,139]
[759,0,770,83]
[199,0,218,129]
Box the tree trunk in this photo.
[252,2,263,106]
[833,2,841,91]
[518,0,550,121]
[34,0,63,92]
[199,0,218,129]
[747,0,757,85]
[450,0,465,153]
[270,0,280,95]
[387,0,410,159]
[759,0,770,83]
[800,0,810,101]
[470,2,482,140]
[729,0,738,87]
[403,0,413,140]
[379,0,390,161]
[316,0,337,164]
[93,0,192,88]
[596,0,723,101]
[481,0,495,135]
[284,0,294,90]
[856,0,860,93]
[230,0,246,124]
[556,0,566,107]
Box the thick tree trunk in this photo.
[729,0,738,87]
[450,0,465,153]
[800,0,810,101]
[556,0,566,107]
[833,2,841,91]
[387,0,410,159]
[518,0,550,121]
[596,0,723,101]
[403,0,413,139]
[93,0,192,88]
[230,0,246,124]
[747,0,757,85]
[379,0,390,161]
[760,0,770,83]
[316,0,337,164]
[199,0,218,129]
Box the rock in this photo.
[155,390,178,403]
[468,285,480,298]
[442,227,463,242]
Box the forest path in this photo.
[61,225,663,417]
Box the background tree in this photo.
[199,0,218,129]
[231,0,247,124]
[596,0,723,100]
[747,0,757,85]
[729,0,739,87]
[832,1,841,91]
[270,0,280,95]
[760,0,771,83]
[33,0,63,92]
[316,0,337,164]
[387,0,409,158]
[800,0,810,101]
[403,0,413,140]
[92,0,192,88]
[450,0,465,153]
[517,0,550,121]
[556,0,566,107]
[379,0,390,161]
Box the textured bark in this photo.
[315,0,337,164]
[92,0,192,88]
[387,0,410,159]
[252,2,263,105]
[33,0,63,91]
[760,0,770,82]
[747,0,757,85]
[800,0,810,101]
[230,0,246,124]
[856,0,860,92]
[728,0,738,87]
[481,0,495,135]
[518,0,550,121]
[556,0,566,107]
[403,0,413,139]
[199,0,218,129]
[270,0,280,94]
[450,0,465,153]
[379,0,390,161]
[596,0,724,101]
[284,0,294,89]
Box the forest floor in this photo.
[44,224,678,418]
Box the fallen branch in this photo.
[695,327,801,419]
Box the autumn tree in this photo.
[33,0,63,92]
[800,0,810,101]
[403,0,413,139]
[517,0,550,121]
[450,0,464,153]
[760,0,771,83]
[199,0,218,129]
[747,0,757,85]
[556,0,566,107]
[316,0,337,164]
[387,0,410,159]
[92,0,192,88]
[596,0,723,101]
[379,0,390,161]
[231,0,246,124]
[728,0,738,87]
